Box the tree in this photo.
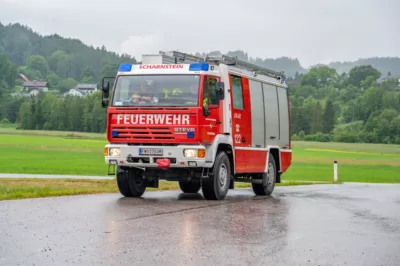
[58,78,78,93]
[310,101,323,134]
[323,99,335,133]
[27,55,49,77]
[348,65,381,87]
[300,65,338,88]
[0,54,17,88]
[99,62,118,81]
[81,67,95,81]
[46,73,62,89]
[47,50,67,71]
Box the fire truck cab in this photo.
[101,51,292,200]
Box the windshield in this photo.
[112,74,200,107]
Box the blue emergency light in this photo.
[189,62,209,71]
[112,130,119,137]
[118,64,132,72]
[187,131,195,138]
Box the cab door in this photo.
[200,75,223,144]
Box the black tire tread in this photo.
[252,155,277,196]
[116,167,146,197]
[202,151,230,200]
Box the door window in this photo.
[231,75,244,110]
[203,77,219,105]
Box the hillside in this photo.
[0,22,137,91]
[328,57,400,77]
[195,50,306,77]
[1,22,400,82]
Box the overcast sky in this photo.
[0,0,399,67]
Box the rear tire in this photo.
[202,151,231,200]
[116,167,146,197]
[252,155,277,196]
[179,180,201,193]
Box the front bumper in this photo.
[104,144,213,168]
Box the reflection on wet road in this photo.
[1,183,399,265]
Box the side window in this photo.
[203,77,218,105]
[231,75,244,110]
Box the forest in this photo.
[0,22,399,144]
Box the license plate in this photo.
[139,148,163,156]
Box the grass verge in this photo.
[0,128,399,184]
[0,178,331,201]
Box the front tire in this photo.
[179,180,201,193]
[252,155,277,196]
[202,151,231,200]
[116,167,146,197]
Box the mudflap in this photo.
[146,178,159,188]
[229,176,234,189]
[276,172,281,183]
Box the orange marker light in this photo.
[104,148,108,156]
[197,149,206,158]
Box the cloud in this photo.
[0,0,399,67]
[120,34,165,61]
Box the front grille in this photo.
[112,127,175,140]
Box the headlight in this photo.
[184,149,196,158]
[109,148,121,156]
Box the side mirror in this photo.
[101,77,115,108]
[102,81,109,96]
[101,98,109,108]
[215,81,225,100]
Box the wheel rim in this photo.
[219,163,228,188]
[266,162,275,188]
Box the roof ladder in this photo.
[158,50,285,81]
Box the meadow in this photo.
[0,126,399,183]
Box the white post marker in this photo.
[333,160,338,182]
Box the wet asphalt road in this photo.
[1,183,399,266]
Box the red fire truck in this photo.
[101,51,292,200]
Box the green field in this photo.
[0,127,399,183]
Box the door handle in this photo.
[242,137,246,143]
[270,136,276,139]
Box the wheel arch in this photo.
[216,143,234,175]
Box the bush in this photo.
[304,132,331,142]
[0,118,10,124]
[298,130,305,140]
[43,122,52,130]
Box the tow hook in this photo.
[156,159,171,170]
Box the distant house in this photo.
[19,74,29,82]
[75,83,98,94]
[62,83,98,97]
[10,74,49,98]
[22,80,48,92]
[377,76,400,86]
[63,88,85,97]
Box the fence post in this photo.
[334,160,338,182]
